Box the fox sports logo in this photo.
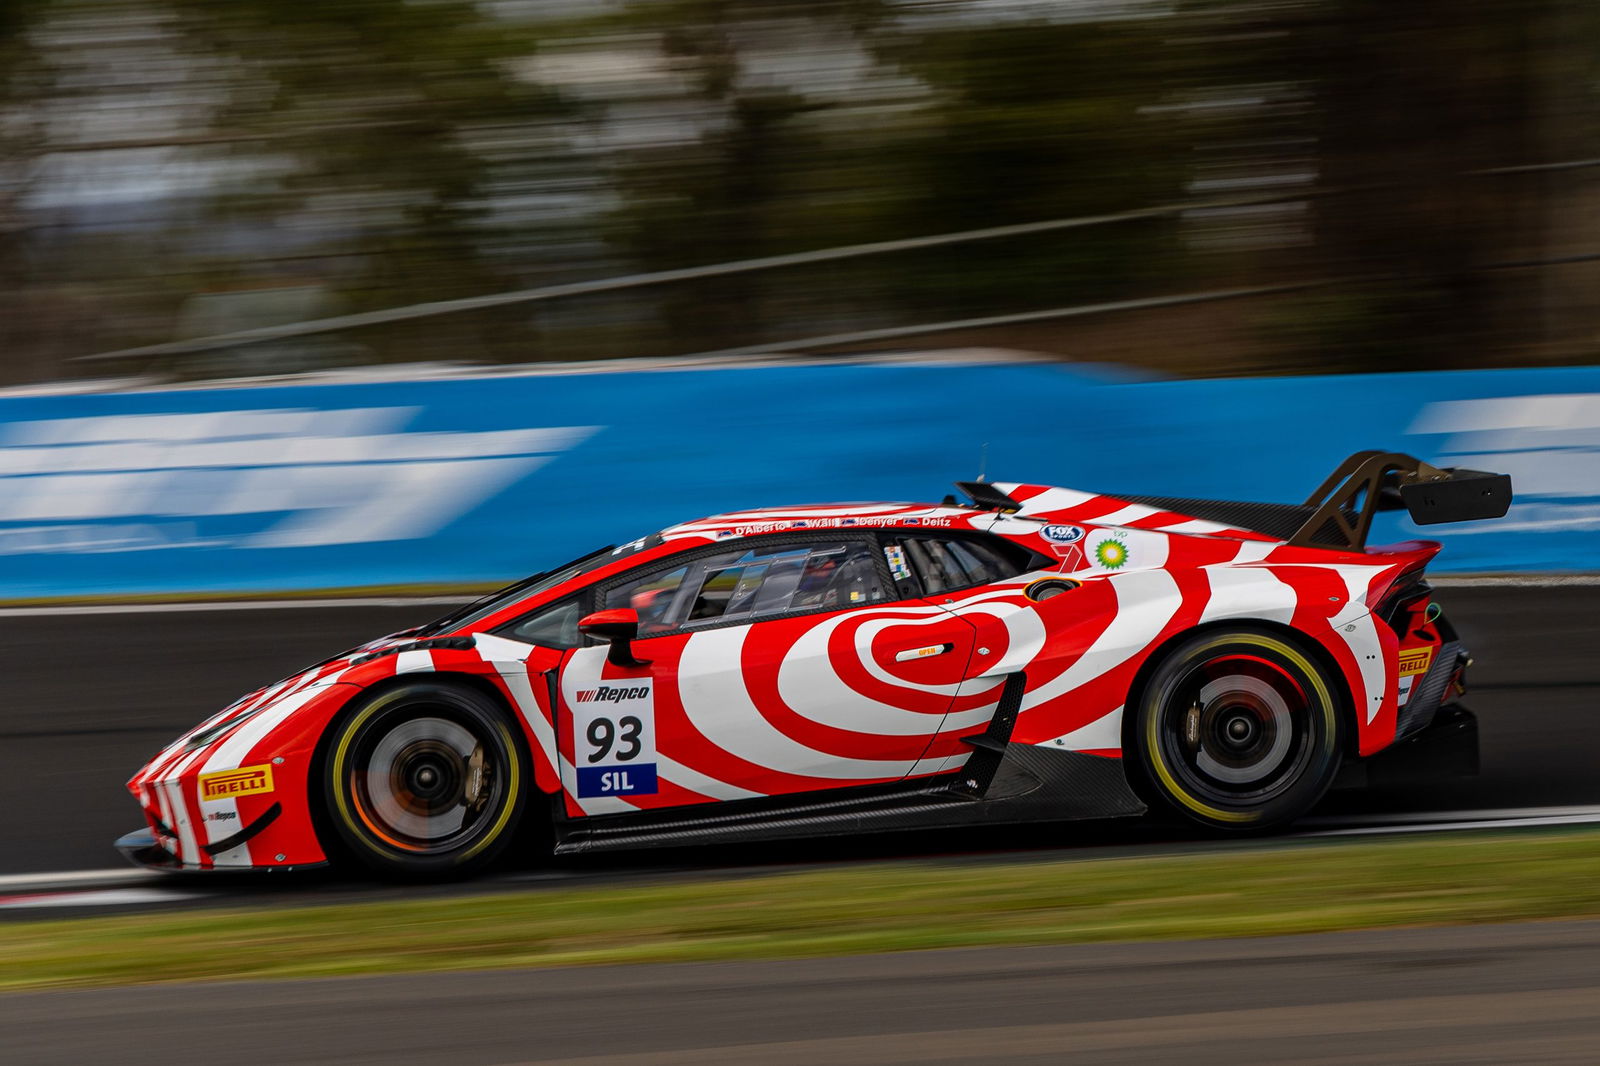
[1042,524,1086,544]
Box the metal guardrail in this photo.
[72,188,1346,365]
[675,250,1600,362]
[73,157,1600,367]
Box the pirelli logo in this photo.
[199,764,275,801]
[1397,647,1435,677]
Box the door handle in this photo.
[894,642,954,663]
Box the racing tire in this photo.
[321,681,529,878]
[1131,628,1343,831]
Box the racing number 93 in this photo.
[587,715,643,763]
[573,680,659,798]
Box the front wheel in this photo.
[322,681,528,878]
[1131,628,1344,831]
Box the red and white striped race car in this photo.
[119,452,1510,877]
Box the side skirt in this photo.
[552,744,1147,855]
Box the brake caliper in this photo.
[464,745,490,811]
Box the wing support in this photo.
[1289,451,1512,550]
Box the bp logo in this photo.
[1094,536,1130,570]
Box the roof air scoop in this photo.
[955,481,1023,514]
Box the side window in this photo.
[785,542,885,614]
[506,599,583,648]
[900,535,1029,594]
[606,564,691,635]
[604,540,887,631]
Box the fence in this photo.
[72,156,1600,374]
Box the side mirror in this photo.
[578,608,650,668]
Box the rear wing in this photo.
[1289,451,1513,550]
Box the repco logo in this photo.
[575,686,649,703]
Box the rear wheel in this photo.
[323,681,527,878]
[1132,628,1343,830]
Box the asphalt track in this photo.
[3,586,1599,1062]
[8,920,1600,1064]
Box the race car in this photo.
[118,451,1511,877]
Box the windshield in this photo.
[415,535,664,636]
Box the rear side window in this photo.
[946,539,1015,585]
[898,535,1031,595]
[901,538,966,595]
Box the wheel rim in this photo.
[1157,653,1317,807]
[348,712,505,854]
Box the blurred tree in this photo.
[159,0,575,363]
[1297,0,1544,370]
[598,1,1196,354]
[0,0,55,382]
[1181,0,1568,372]
[594,0,897,350]
[1,0,1591,383]
[873,15,1195,317]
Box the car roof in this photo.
[661,502,992,544]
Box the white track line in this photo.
[1306,812,1600,837]
[0,887,203,909]
[0,575,1590,617]
[1430,575,1600,588]
[0,596,469,618]
[3,805,1596,907]
[1300,805,1600,837]
[1302,805,1600,827]
[0,868,162,891]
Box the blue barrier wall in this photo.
[1,360,1594,597]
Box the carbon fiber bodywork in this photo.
[552,745,1147,854]
[1118,496,1319,542]
[1396,640,1468,741]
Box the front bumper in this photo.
[124,681,360,871]
[115,814,328,874]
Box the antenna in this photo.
[976,442,989,484]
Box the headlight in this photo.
[182,709,261,751]
[180,696,266,752]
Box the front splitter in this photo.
[114,828,327,874]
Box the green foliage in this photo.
[1182,0,1567,371]
[164,0,569,314]
[872,17,1196,313]
[0,0,58,382]
[0,0,1591,378]
[596,3,1202,354]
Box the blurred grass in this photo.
[5,828,1600,992]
